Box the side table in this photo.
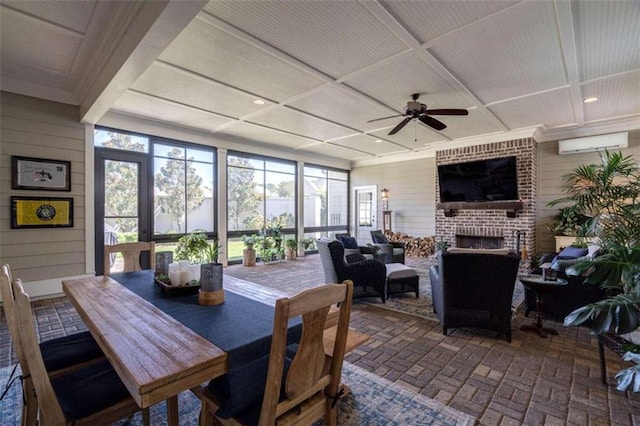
[519,274,568,338]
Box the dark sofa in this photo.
[525,247,606,321]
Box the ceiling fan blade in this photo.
[419,115,447,131]
[388,117,412,135]
[424,109,469,116]
[367,114,404,123]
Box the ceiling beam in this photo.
[79,0,207,124]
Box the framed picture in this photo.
[12,156,71,191]
[11,196,74,229]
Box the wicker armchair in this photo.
[370,230,405,264]
[429,251,521,342]
[317,240,387,302]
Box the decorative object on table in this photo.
[155,251,173,275]
[541,264,557,282]
[11,156,71,191]
[198,238,224,305]
[284,238,298,260]
[10,196,73,229]
[552,151,640,391]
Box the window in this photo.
[154,143,214,235]
[303,165,348,239]
[227,154,296,233]
[94,129,149,153]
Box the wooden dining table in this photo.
[63,271,368,425]
[63,275,228,425]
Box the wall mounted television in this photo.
[437,156,518,202]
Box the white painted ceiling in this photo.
[1,0,639,165]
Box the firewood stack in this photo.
[385,232,436,258]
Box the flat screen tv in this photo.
[437,156,518,202]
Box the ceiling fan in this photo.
[368,93,469,135]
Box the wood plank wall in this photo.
[0,92,87,282]
[350,157,437,238]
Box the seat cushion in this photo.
[557,246,588,259]
[51,359,131,420]
[385,263,417,280]
[392,248,404,256]
[372,233,389,244]
[40,331,103,372]
[338,235,359,249]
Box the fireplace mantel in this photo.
[437,200,524,218]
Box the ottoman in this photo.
[385,263,419,299]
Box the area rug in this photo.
[0,362,475,425]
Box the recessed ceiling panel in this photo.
[0,7,82,74]
[345,52,472,116]
[113,92,235,132]
[575,0,640,81]
[159,18,325,102]
[489,88,576,130]
[217,122,316,150]
[204,1,407,78]
[582,72,640,123]
[2,0,96,34]
[301,142,373,162]
[382,0,519,44]
[429,1,566,104]
[131,63,272,119]
[248,107,355,141]
[287,85,397,130]
[438,110,503,140]
[331,134,406,156]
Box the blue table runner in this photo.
[109,271,301,369]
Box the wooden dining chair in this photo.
[12,278,150,426]
[1,265,104,426]
[103,241,155,275]
[191,280,354,426]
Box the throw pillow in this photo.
[587,244,601,259]
[338,235,359,249]
[372,233,389,244]
[557,246,588,260]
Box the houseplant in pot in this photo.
[553,151,640,391]
[198,237,224,305]
[285,238,298,260]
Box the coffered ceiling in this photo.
[1,0,638,165]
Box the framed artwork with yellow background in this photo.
[11,196,73,229]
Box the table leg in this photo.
[520,289,559,338]
[167,395,179,426]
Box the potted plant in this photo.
[554,151,640,391]
[242,234,257,250]
[435,237,450,256]
[301,237,316,253]
[285,238,298,260]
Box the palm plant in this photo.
[550,151,640,391]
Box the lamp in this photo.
[381,188,389,201]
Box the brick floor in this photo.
[2,254,640,425]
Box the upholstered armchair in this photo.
[335,233,382,262]
[429,251,521,342]
[370,230,405,264]
[317,240,386,302]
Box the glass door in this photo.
[352,185,377,243]
[95,149,150,275]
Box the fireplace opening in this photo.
[456,235,504,249]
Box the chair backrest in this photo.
[316,239,339,284]
[259,280,353,425]
[103,241,155,275]
[370,230,388,244]
[0,265,29,371]
[13,279,68,425]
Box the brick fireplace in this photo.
[435,138,536,270]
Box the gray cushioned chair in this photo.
[429,251,521,342]
[370,230,405,264]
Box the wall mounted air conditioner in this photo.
[558,132,628,155]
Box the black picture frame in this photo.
[12,156,71,191]
[11,196,74,229]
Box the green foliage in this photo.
[228,157,262,231]
[556,151,640,391]
[435,237,450,253]
[174,231,220,264]
[285,238,298,249]
[301,238,316,250]
[242,234,257,246]
[545,206,592,237]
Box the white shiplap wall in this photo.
[350,157,437,238]
[0,92,88,296]
[536,129,640,253]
